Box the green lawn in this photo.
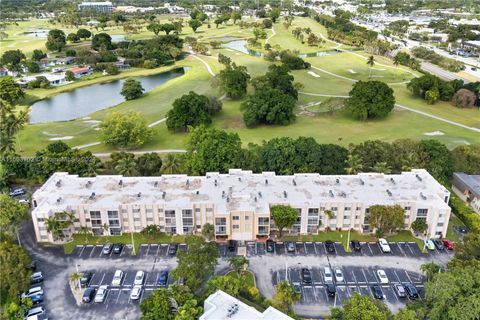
[445,214,462,242]
[385,230,424,251]
[63,232,172,255]
[226,271,256,288]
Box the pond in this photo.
[29,68,185,124]
[222,40,262,57]
[25,29,49,38]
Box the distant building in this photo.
[452,173,480,214]
[69,66,93,78]
[78,1,113,13]
[17,73,66,87]
[0,67,7,77]
[31,169,450,243]
[200,290,293,320]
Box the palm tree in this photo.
[228,256,249,276]
[79,226,90,243]
[45,211,75,241]
[393,55,400,68]
[420,262,441,281]
[345,154,363,174]
[162,153,182,174]
[372,161,392,174]
[367,55,375,79]
[114,157,138,176]
[102,223,110,236]
[70,272,82,290]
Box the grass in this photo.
[63,232,172,255]
[385,230,424,250]
[226,271,256,288]
[445,214,462,242]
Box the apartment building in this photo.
[452,172,480,214]
[78,1,113,13]
[31,169,451,243]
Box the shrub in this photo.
[449,194,480,234]
[451,88,477,108]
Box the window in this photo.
[132,208,140,214]
[206,208,213,212]
[215,218,226,225]
[344,207,351,211]
[258,217,269,225]
[133,218,141,222]
[232,216,240,221]
[233,225,239,230]
[331,207,338,211]
[355,215,359,219]
[245,216,250,221]
[417,209,428,217]
[147,217,153,223]
[90,211,101,219]
[308,218,318,225]
[195,208,201,213]
[437,223,444,227]
[107,211,118,218]
[308,208,319,216]
[39,226,46,231]
[343,215,349,219]
[320,207,325,211]
[356,207,361,211]
[404,206,411,211]
[182,209,193,217]
[146,208,153,213]
[37,218,45,222]
[435,231,442,236]
[165,210,176,218]
[365,208,370,214]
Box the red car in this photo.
[442,239,454,250]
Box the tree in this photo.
[420,139,453,184]
[66,32,80,43]
[114,156,138,176]
[451,88,476,108]
[186,126,242,175]
[91,33,113,50]
[78,226,90,243]
[279,50,309,69]
[140,288,173,320]
[252,64,298,99]
[160,23,176,35]
[65,70,75,81]
[271,205,298,238]
[2,299,33,320]
[411,218,428,235]
[421,262,442,281]
[166,92,212,132]
[1,49,26,71]
[330,293,391,320]
[0,31,8,41]
[231,11,242,25]
[45,211,74,240]
[346,154,363,174]
[0,194,28,241]
[346,81,395,120]
[120,78,145,100]
[366,55,375,79]
[207,276,241,296]
[228,256,249,276]
[263,19,273,29]
[70,272,82,289]
[0,76,24,104]
[269,8,281,23]
[241,88,296,127]
[393,308,418,320]
[162,153,183,174]
[24,60,40,73]
[272,280,300,312]
[136,152,162,176]
[217,63,250,99]
[201,223,214,241]
[425,88,439,105]
[100,111,153,149]
[189,19,202,33]
[46,29,66,52]
[368,205,404,237]
[147,22,162,35]
[452,145,480,174]
[218,53,231,66]
[172,240,218,292]
[31,49,46,61]
[142,225,161,239]
[175,298,203,320]
[454,233,480,261]
[76,28,92,40]
[0,242,31,304]
[258,137,297,174]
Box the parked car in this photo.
[111,270,124,286]
[377,270,389,284]
[326,283,337,297]
[393,283,407,298]
[26,306,45,318]
[29,294,44,305]
[325,240,335,253]
[80,271,93,287]
[228,240,237,252]
[442,239,454,250]
[266,240,275,253]
[324,267,333,283]
[134,271,145,285]
[301,268,312,284]
[94,285,108,303]
[334,269,344,282]
[130,285,142,300]
[158,270,169,286]
[21,287,43,299]
[168,243,178,255]
[112,243,124,254]
[82,287,96,303]
[424,239,435,250]
[371,285,384,299]
[293,284,302,296]
[350,240,361,251]
[286,241,295,253]
[433,240,444,250]
[404,283,419,300]
[378,238,391,253]
[459,225,468,233]
[30,272,44,285]
[9,188,26,197]
[102,243,113,255]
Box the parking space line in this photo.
[97,245,104,258]
[404,270,413,284]
[78,245,86,257]
[392,270,401,283]
[156,244,161,256]
[99,273,106,286]
[367,243,373,255]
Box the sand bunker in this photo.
[424,131,445,136]
[308,71,321,78]
[348,69,357,74]
[49,136,74,141]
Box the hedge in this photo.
[449,194,480,234]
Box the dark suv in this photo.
[301,268,312,284]
[168,243,178,255]
[227,240,237,253]
[404,283,419,300]
[350,240,361,251]
[326,283,336,297]
[82,287,96,303]
[113,243,124,254]
[266,240,275,253]
[80,271,93,287]
[325,241,335,253]
[371,285,383,299]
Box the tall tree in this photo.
[188,19,202,33]
[207,276,241,296]
[0,242,31,304]
[411,219,428,235]
[162,153,183,174]
[120,78,145,100]
[0,194,28,242]
[368,205,404,237]
[140,288,173,320]
[45,211,74,240]
[1,50,26,71]
[0,77,27,154]
[272,280,300,312]
[114,156,138,176]
[136,152,162,176]
[46,29,66,52]
[217,63,250,99]
[347,81,395,120]
[366,55,375,79]
[166,92,212,132]
[331,292,392,320]
[271,205,298,238]
[100,111,153,149]
[91,32,113,50]
[228,256,249,276]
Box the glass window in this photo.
[331,207,338,211]
[232,216,240,221]
[417,209,428,217]
[233,225,239,230]
[245,216,250,221]
[107,210,118,218]
[344,207,351,211]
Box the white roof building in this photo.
[200,290,293,320]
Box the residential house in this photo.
[69,66,93,78]
[452,172,480,214]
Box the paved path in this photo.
[421,62,470,83]
[265,26,276,44]
[93,149,187,157]
[190,53,216,76]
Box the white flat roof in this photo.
[200,290,293,320]
[32,169,450,214]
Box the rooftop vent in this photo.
[254,196,257,202]
[89,192,95,199]
[329,190,334,197]
[293,179,296,186]
[186,179,189,186]
[283,191,287,198]
[227,303,239,318]
[386,189,392,197]
[222,191,226,198]
[86,181,92,188]
[154,181,158,187]
[56,197,62,203]
[360,179,365,185]
[214,179,217,186]
[420,192,427,200]
[336,178,340,184]
[416,174,422,181]
[265,179,268,185]
[390,178,395,184]
[228,186,233,193]
[258,191,262,198]
[162,191,166,199]
[137,192,141,198]
[238,177,241,181]
[196,190,199,195]
[56,180,62,187]
[226,197,230,203]
[339,191,346,198]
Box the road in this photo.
[420,62,470,83]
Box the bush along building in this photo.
[31,169,451,243]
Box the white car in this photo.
[334,269,344,282]
[378,238,391,253]
[112,270,124,286]
[324,267,333,283]
[26,306,45,318]
[21,286,43,298]
[377,270,389,284]
[130,285,142,300]
[94,285,108,303]
[134,271,145,285]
